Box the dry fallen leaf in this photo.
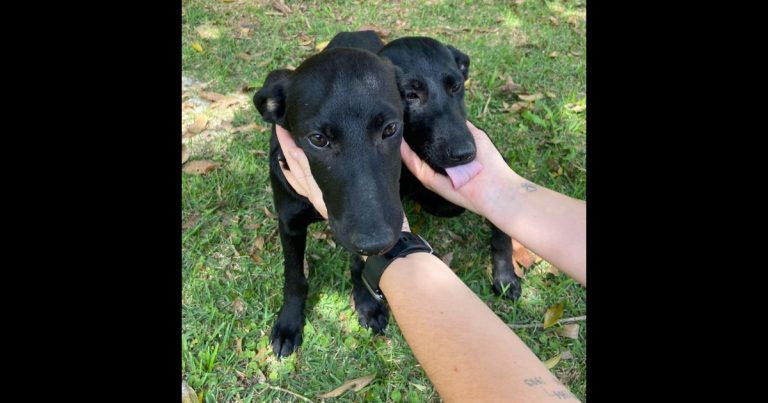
[191,42,204,53]
[187,115,209,135]
[183,160,221,175]
[235,338,243,355]
[271,0,292,15]
[499,77,523,94]
[182,381,200,403]
[317,374,376,398]
[298,32,312,46]
[556,324,579,340]
[565,103,585,113]
[519,93,544,102]
[543,353,562,369]
[512,258,524,278]
[549,16,560,26]
[549,51,559,58]
[182,214,201,230]
[199,91,227,102]
[250,254,263,264]
[567,15,581,28]
[514,0,525,4]
[304,258,310,278]
[195,24,221,39]
[511,239,535,269]
[315,40,330,51]
[511,101,533,112]
[182,144,190,164]
[327,238,337,248]
[543,302,565,329]
[254,236,265,251]
[262,206,275,219]
[546,91,557,98]
[548,264,561,276]
[359,24,391,39]
[440,252,454,267]
[232,299,245,315]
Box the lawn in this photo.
[182,0,586,401]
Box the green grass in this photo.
[182,0,586,401]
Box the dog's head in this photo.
[379,37,476,180]
[254,48,405,255]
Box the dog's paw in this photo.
[492,271,522,301]
[270,313,304,358]
[353,292,389,334]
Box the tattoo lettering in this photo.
[522,182,537,192]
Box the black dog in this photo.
[253,33,406,358]
[378,37,522,300]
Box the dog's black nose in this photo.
[448,142,476,164]
[351,231,396,255]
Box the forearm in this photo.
[481,172,586,286]
[380,252,580,402]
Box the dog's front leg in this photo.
[270,214,311,358]
[350,254,389,333]
[489,222,522,300]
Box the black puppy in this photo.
[379,37,522,300]
[253,40,405,357]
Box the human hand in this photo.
[399,120,517,218]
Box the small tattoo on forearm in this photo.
[523,377,577,400]
[522,182,537,192]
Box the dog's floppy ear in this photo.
[446,45,470,80]
[253,69,292,125]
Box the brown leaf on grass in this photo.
[327,238,337,248]
[511,238,535,269]
[315,40,330,51]
[518,93,544,102]
[182,214,200,230]
[250,254,262,264]
[235,338,243,355]
[546,91,557,98]
[304,258,310,278]
[183,160,221,175]
[187,115,209,135]
[359,25,391,39]
[182,381,200,403]
[254,236,265,251]
[543,302,565,329]
[317,374,376,398]
[511,102,533,112]
[556,324,579,340]
[271,0,291,15]
[512,258,524,278]
[548,265,561,276]
[239,27,252,39]
[440,252,454,267]
[549,51,559,58]
[298,32,312,46]
[237,52,252,61]
[543,353,562,369]
[499,77,523,94]
[195,24,221,39]
[232,298,245,315]
[567,15,581,29]
[514,0,525,4]
[182,144,190,164]
[191,42,204,53]
[311,231,327,240]
[231,122,262,134]
[549,16,560,26]
[256,346,270,364]
[570,50,582,57]
[262,206,275,219]
[565,103,585,113]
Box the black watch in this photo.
[361,232,434,302]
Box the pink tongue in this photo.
[444,160,483,189]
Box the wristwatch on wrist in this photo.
[361,232,434,302]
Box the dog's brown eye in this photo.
[308,132,329,148]
[382,122,399,139]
